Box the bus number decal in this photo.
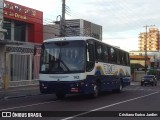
[74,76,79,79]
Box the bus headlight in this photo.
[41,83,45,87]
[80,81,84,86]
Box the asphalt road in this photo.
[1,84,160,120]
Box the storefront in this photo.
[0,0,43,89]
[3,0,43,43]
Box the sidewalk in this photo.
[0,84,40,100]
[130,81,141,86]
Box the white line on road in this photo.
[61,91,159,120]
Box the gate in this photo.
[9,53,32,81]
[4,45,41,87]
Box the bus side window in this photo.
[102,45,109,62]
[96,43,103,61]
[126,53,130,66]
[119,51,123,65]
[110,47,117,64]
[123,52,127,65]
[117,50,120,64]
[86,43,95,72]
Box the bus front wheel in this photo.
[113,82,123,93]
[91,83,99,98]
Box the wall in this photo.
[0,44,5,88]
[43,24,60,40]
[134,71,145,81]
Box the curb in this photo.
[0,92,41,100]
[1,93,42,100]
[130,82,141,86]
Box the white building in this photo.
[129,50,160,68]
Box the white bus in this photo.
[39,36,131,99]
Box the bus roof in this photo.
[43,36,96,43]
[43,36,128,52]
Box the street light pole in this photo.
[144,25,155,74]
[55,0,66,37]
[61,0,66,37]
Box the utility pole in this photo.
[61,0,66,37]
[144,25,155,74]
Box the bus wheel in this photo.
[113,82,123,93]
[91,83,99,98]
[56,93,66,99]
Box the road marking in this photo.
[139,89,144,90]
[0,101,55,111]
[124,88,158,92]
[61,91,159,120]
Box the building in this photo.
[43,24,60,40]
[129,50,160,57]
[139,28,160,51]
[129,50,160,81]
[130,55,150,68]
[43,19,102,40]
[129,50,160,69]
[0,0,43,89]
[3,0,43,43]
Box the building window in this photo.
[14,22,26,42]
[3,20,11,40]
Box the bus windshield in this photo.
[40,40,85,74]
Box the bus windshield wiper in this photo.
[58,47,70,72]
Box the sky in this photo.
[7,0,160,51]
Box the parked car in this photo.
[141,75,157,86]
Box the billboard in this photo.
[3,0,43,24]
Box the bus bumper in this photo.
[39,80,93,95]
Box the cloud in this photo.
[70,0,160,32]
[67,0,160,52]
[7,0,160,51]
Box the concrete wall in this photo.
[43,24,60,40]
[0,44,5,88]
[134,71,145,81]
